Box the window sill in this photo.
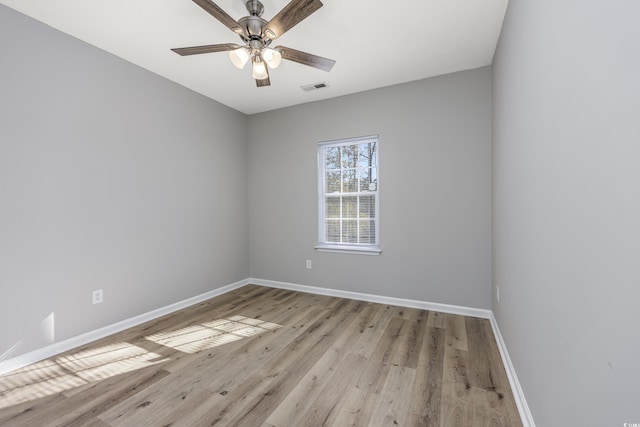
[315,244,382,256]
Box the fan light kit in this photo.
[172,0,336,87]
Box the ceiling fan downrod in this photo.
[245,0,264,17]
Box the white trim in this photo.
[249,278,492,319]
[0,278,250,376]
[488,313,537,427]
[315,245,381,255]
[318,134,379,147]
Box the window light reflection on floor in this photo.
[144,315,282,354]
[0,343,167,409]
[0,315,281,410]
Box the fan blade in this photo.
[256,76,271,87]
[192,0,245,36]
[256,65,271,87]
[172,43,240,56]
[262,0,323,41]
[277,46,335,72]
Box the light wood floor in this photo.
[0,285,522,426]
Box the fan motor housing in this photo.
[238,15,267,38]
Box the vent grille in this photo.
[301,82,329,92]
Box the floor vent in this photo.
[301,82,329,92]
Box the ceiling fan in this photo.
[172,0,336,87]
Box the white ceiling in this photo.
[2,0,508,115]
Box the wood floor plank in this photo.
[97,369,207,427]
[225,299,367,426]
[390,308,429,369]
[71,417,112,427]
[297,353,368,427]
[0,393,67,427]
[368,365,417,427]
[349,303,397,359]
[330,316,407,426]
[443,317,522,427]
[138,388,225,427]
[427,310,446,329]
[408,326,446,426]
[444,313,469,351]
[464,318,516,406]
[265,302,380,426]
[191,299,367,426]
[0,286,523,427]
[465,317,495,391]
[330,385,368,427]
[441,382,515,427]
[44,368,172,427]
[443,346,470,386]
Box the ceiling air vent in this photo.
[301,82,329,92]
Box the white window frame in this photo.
[316,135,381,255]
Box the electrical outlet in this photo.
[306,260,312,269]
[92,289,103,305]
[496,286,500,302]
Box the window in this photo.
[316,135,380,254]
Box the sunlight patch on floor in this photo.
[0,343,168,409]
[0,315,281,410]
[145,315,282,354]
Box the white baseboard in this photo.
[489,313,536,427]
[249,277,492,319]
[0,277,535,427]
[0,278,250,376]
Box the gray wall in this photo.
[493,0,640,424]
[248,68,493,309]
[0,6,249,358]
